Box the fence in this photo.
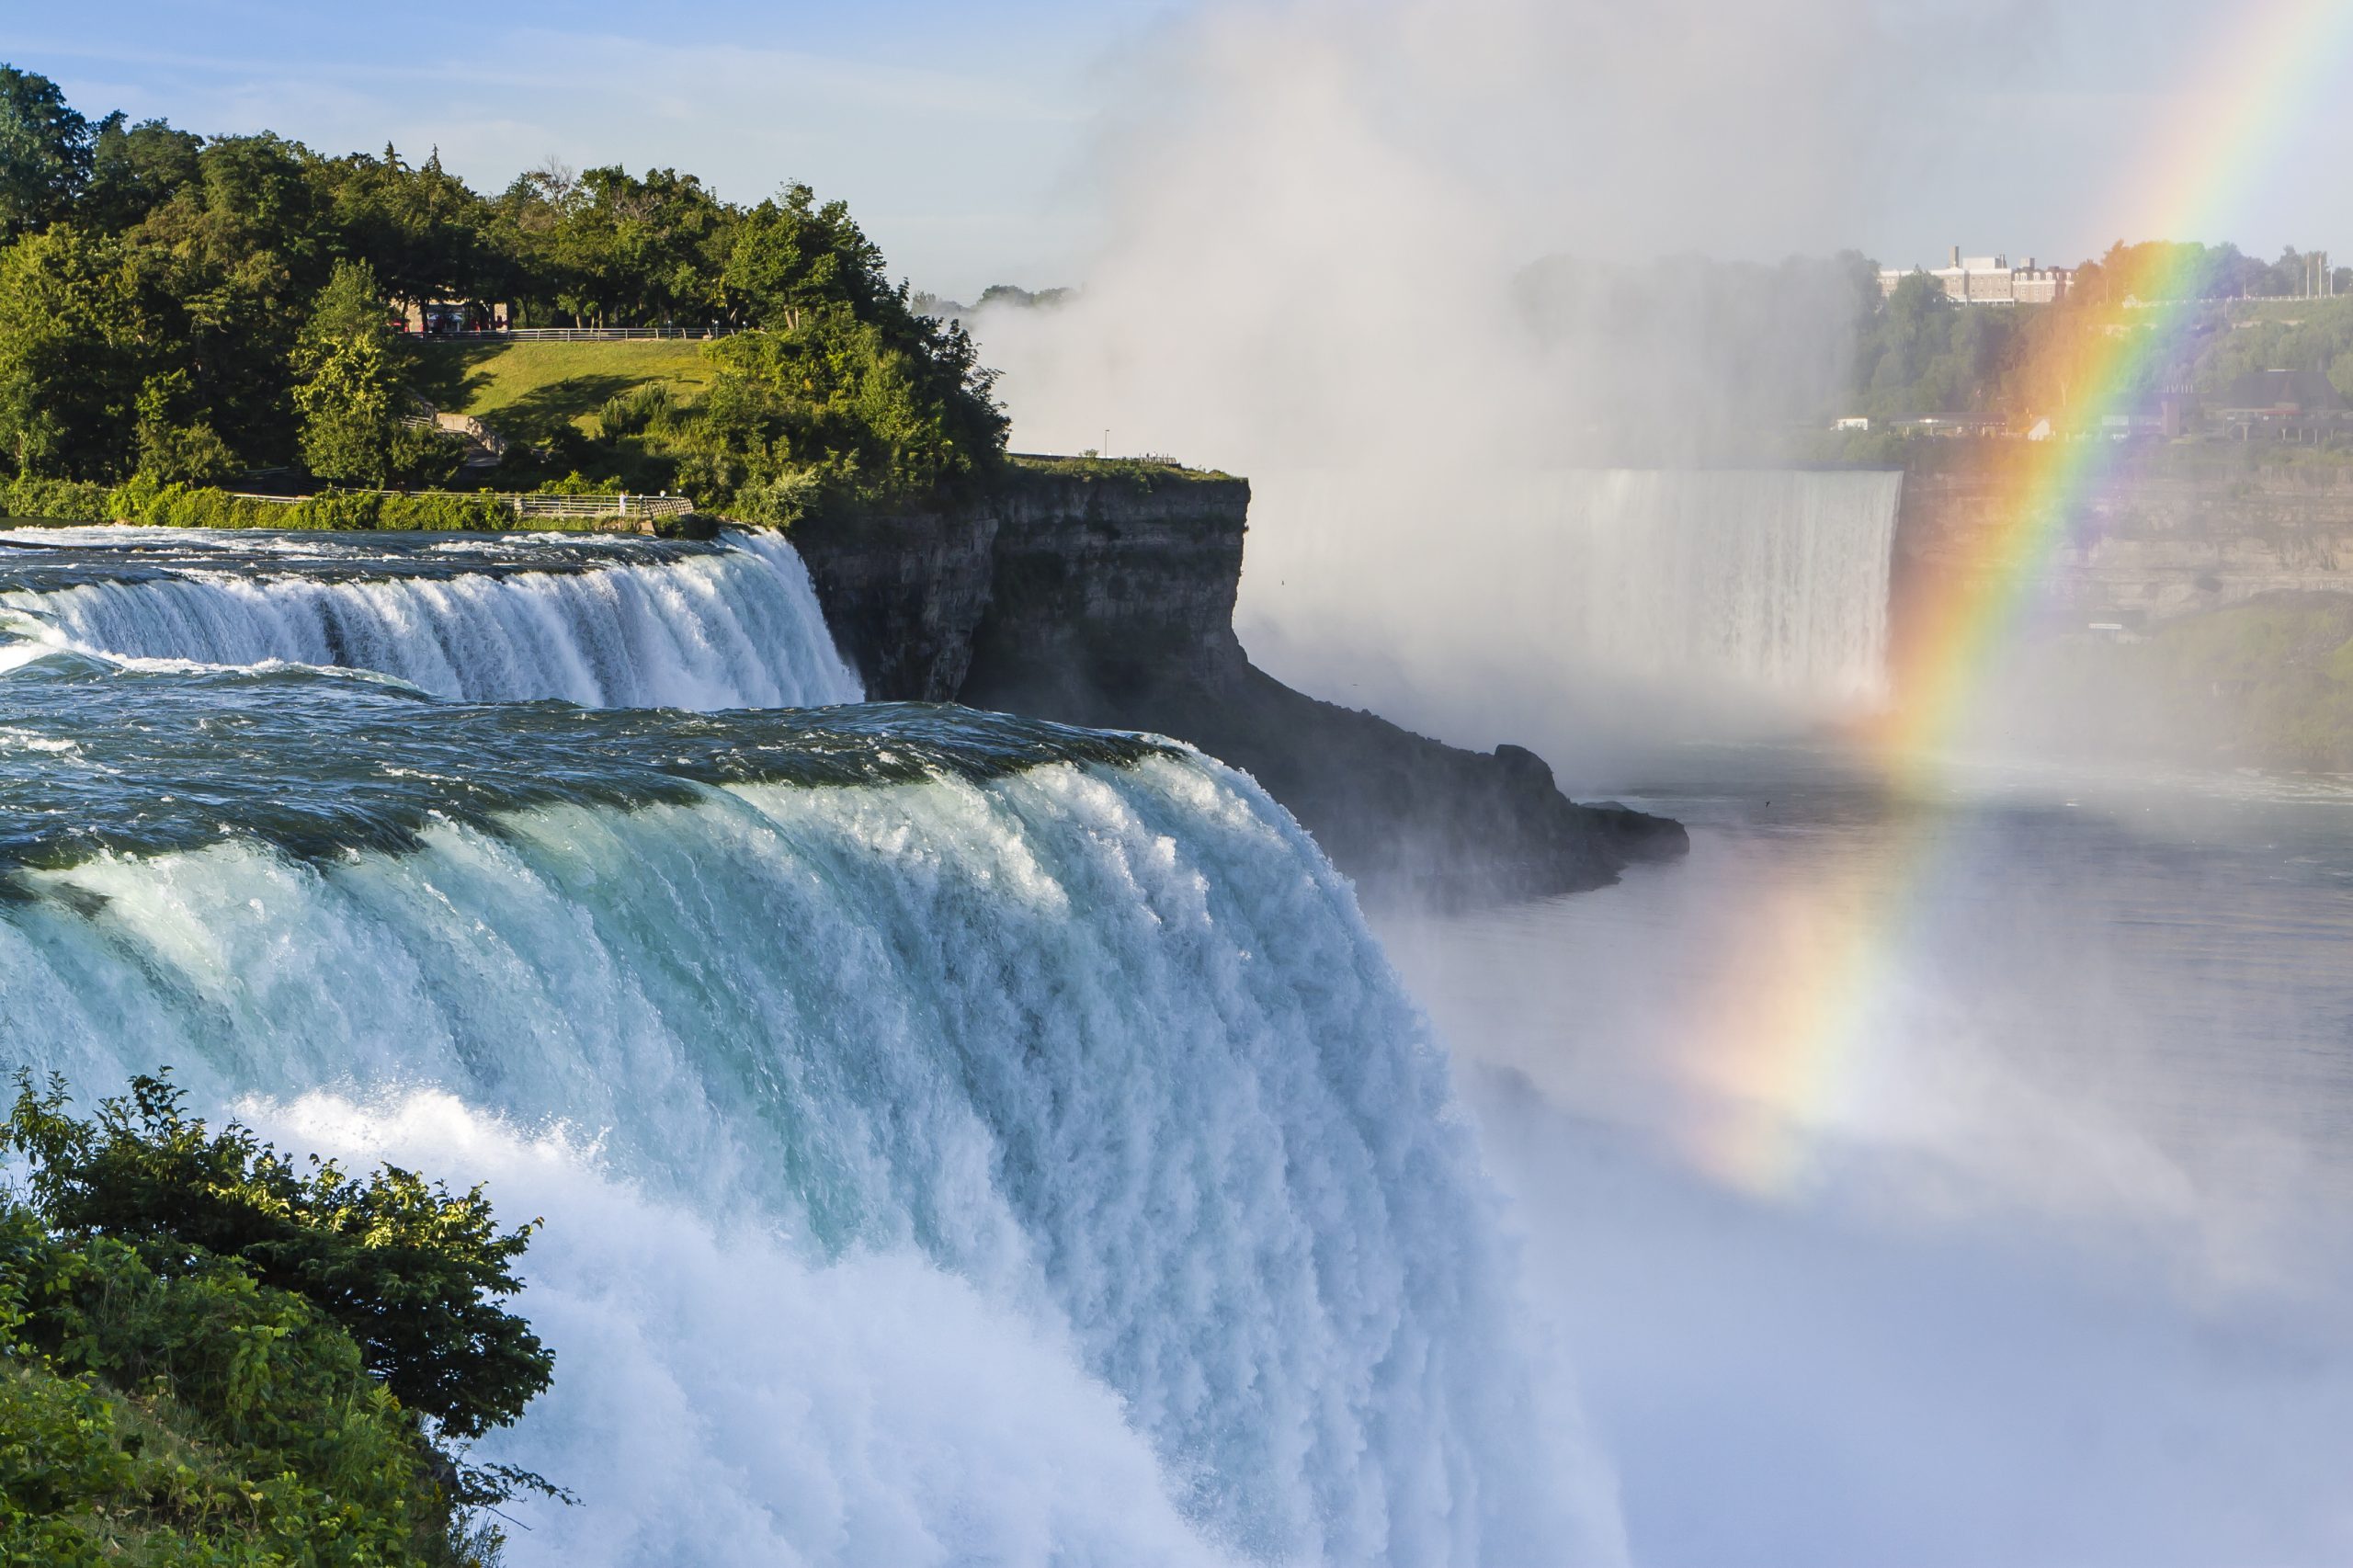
[509,493,694,520]
[404,326,743,344]
[225,491,696,521]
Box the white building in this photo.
[1880,246,2072,304]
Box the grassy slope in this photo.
[400,339,716,446]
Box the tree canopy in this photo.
[0,63,1006,512]
[0,1071,558,1564]
[6,1072,551,1440]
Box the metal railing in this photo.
[403,326,743,344]
[509,493,694,519]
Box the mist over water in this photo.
[961,3,2353,1558]
[1233,470,1901,766]
[6,3,2343,1559]
[1378,750,2353,1565]
[969,0,1928,768]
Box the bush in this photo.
[533,471,623,496]
[0,1072,562,1565]
[97,476,517,532]
[596,383,673,440]
[7,1073,551,1439]
[0,473,110,522]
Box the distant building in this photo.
[1879,247,2072,305]
[399,300,510,335]
[1887,414,2007,437]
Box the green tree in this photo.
[117,132,338,468]
[290,260,454,485]
[722,183,896,325]
[0,225,154,477]
[296,339,404,484]
[82,112,201,231]
[325,143,503,312]
[2331,350,2353,404]
[6,1072,552,1440]
[0,69,1007,509]
[0,63,91,238]
[132,369,238,483]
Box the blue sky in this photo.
[6,0,1173,296]
[6,0,2350,297]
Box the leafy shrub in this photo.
[97,476,517,532]
[597,383,673,440]
[7,1073,551,1439]
[533,471,623,496]
[0,473,109,521]
[0,1072,562,1565]
[729,465,829,527]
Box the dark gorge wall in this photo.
[793,466,1686,903]
[1893,457,2353,639]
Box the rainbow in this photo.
[1678,0,2353,1195]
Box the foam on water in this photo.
[0,529,859,709]
[0,744,1620,1567]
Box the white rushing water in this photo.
[0,751,1620,1567]
[1,530,860,709]
[1234,468,1902,760]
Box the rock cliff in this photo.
[1893,456,2353,639]
[792,462,1686,903]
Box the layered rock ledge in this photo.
[793,461,1687,903]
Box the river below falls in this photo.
[1379,741,2353,1567]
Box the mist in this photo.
[964,5,2353,1564]
[963,0,1998,766]
[975,0,1936,466]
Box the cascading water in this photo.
[0,527,860,709]
[1233,468,1903,757]
[0,654,1620,1567]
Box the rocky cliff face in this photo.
[1894,459,2353,637]
[793,464,1686,904]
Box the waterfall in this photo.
[1234,468,1902,750]
[0,691,1619,1566]
[0,529,860,710]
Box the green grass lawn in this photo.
[400,338,716,446]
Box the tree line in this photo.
[0,63,1006,516]
[1519,236,2353,467]
[1855,241,2353,430]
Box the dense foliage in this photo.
[0,63,1006,516]
[3,473,517,530]
[0,1073,557,1564]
